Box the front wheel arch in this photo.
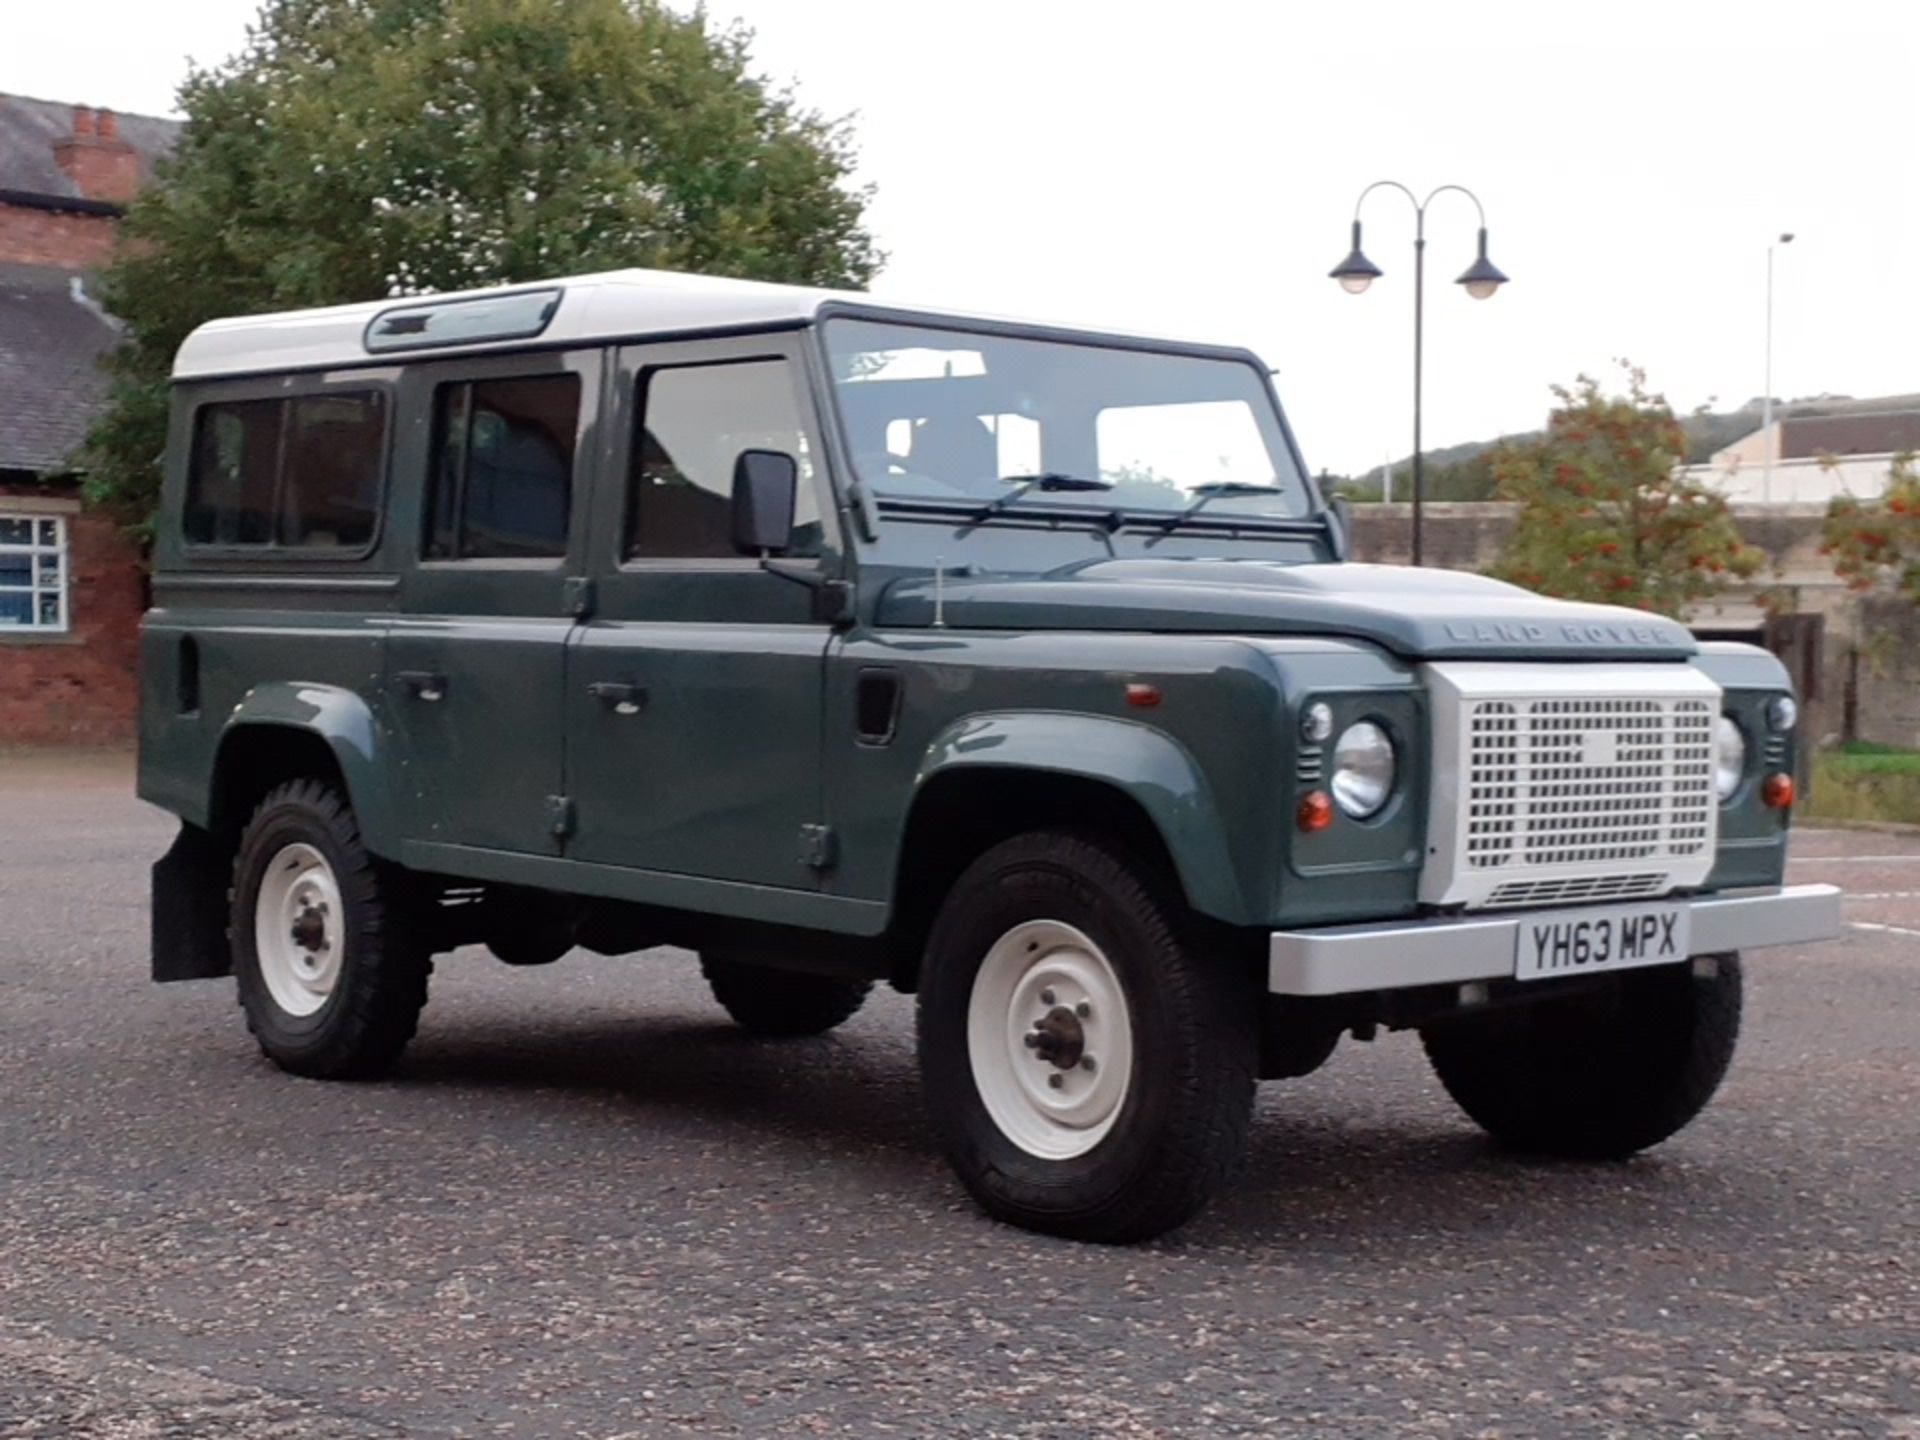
[887,767,1200,994]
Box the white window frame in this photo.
[0,511,70,634]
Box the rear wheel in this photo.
[231,779,431,1079]
[700,955,872,1037]
[917,831,1256,1244]
[1422,954,1742,1158]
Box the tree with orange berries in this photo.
[1488,364,1761,618]
[1820,453,1920,598]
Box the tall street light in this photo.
[1763,232,1795,503]
[1330,182,1509,566]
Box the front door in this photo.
[387,348,600,858]
[566,334,834,889]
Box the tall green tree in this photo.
[1487,364,1759,617]
[83,0,881,533]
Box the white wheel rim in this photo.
[253,842,345,1018]
[966,919,1135,1160]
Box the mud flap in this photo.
[152,823,231,982]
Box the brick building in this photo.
[1,95,177,743]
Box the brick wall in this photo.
[0,485,143,745]
[0,202,121,269]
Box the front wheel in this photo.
[1422,953,1743,1158]
[917,831,1256,1244]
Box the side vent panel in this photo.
[177,635,201,716]
[855,669,901,746]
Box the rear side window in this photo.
[425,374,581,560]
[185,392,387,550]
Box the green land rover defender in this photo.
[140,269,1841,1242]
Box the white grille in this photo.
[1466,696,1714,869]
[1422,663,1722,909]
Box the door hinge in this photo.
[547,795,577,840]
[564,576,595,619]
[799,822,838,872]
[812,578,855,628]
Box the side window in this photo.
[186,400,281,545]
[627,358,820,560]
[280,393,387,547]
[185,392,387,550]
[426,374,580,560]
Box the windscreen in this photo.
[823,319,1308,519]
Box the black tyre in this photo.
[1422,954,1743,1159]
[916,831,1257,1244]
[230,778,431,1079]
[699,954,872,1037]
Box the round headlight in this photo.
[1330,720,1396,818]
[1714,714,1747,801]
[1766,694,1798,734]
[1301,701,1334,744]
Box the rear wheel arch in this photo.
[210,725,351,845]
[207,684,397,858]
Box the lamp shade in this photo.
[1455,226,1508,299]
[1329,220,1383,294]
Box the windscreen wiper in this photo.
[1176,481,1287,518]
[1138,481,1305,545]
[959,473,1115,533]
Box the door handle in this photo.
[588,680,647,716]
[397,670,448,702]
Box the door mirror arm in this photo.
[1326,495,1354,562]
[762,557,856,628]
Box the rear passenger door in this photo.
[566,334,833,889]
[387,350,599,858]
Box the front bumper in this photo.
[1268,884,1842,997]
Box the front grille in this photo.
[1484,872,1670,909]
[1422,663,1724,909]
[1465,696,1713,868]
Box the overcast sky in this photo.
[6,0,1915,475]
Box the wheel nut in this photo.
[1023,1033,1040,1049]
[1075,1001,1090,1018]
[1080,1056,1097,1073]
[1040,989,1055,1005]
[1047,1073,1064,1089]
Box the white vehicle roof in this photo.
[170,266,1241,381]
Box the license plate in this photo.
[1514,902,1691,982]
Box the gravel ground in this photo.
[0,751,1915,1438]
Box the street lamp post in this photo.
[1762,232,1795,504]
[1330,182,1508,566]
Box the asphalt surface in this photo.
[1,751,1915,1439]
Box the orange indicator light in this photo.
[1297,790,1334,832]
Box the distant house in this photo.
[0,95,178,743]
[1689,397,1920,506]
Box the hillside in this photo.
[1335,391,1920,501]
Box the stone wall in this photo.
[1848,598,1920,750]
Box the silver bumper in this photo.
[1268,884,1843,997]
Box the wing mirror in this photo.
[731,449,798,556]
